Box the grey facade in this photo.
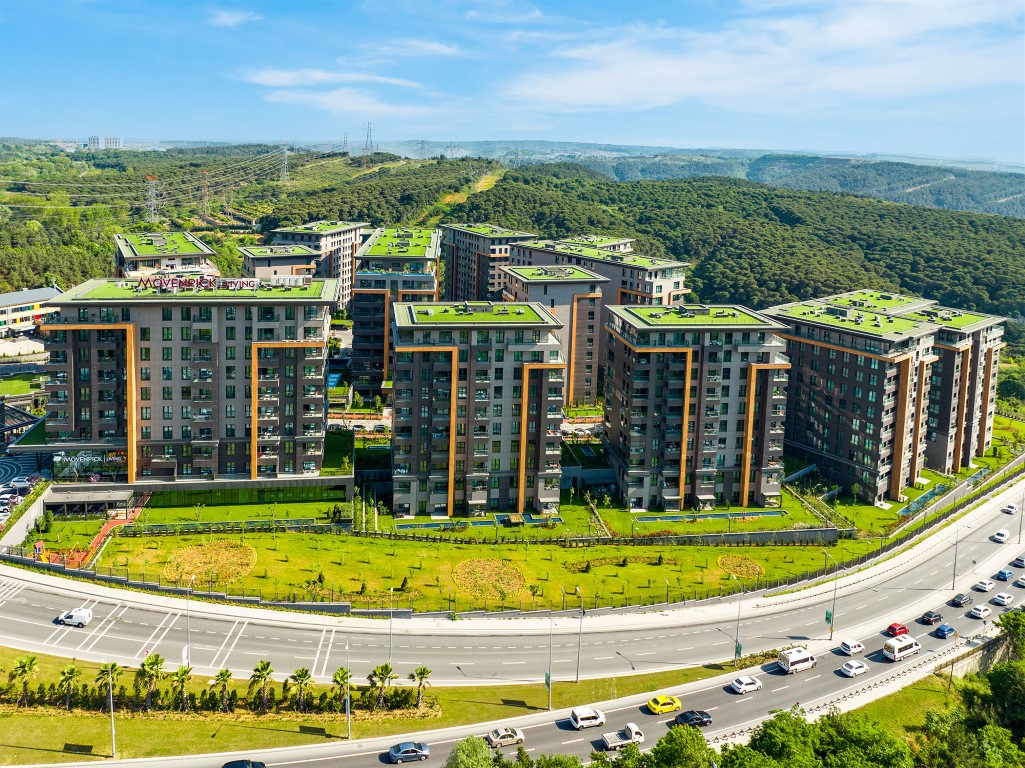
[271,221,369,307]
[440,224,537,302]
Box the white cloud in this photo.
[264,87,436,117]
[208,9,263,28]
[502,0,1024,113]
[242,69,423,89]
[363,39,461,57]
[464,1,544,24]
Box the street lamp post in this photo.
[547,618,554,711]
[185,574,195,668]
[823,550,839,641]
[388,587,394,662]
[952,524,971,590]
[345,640,351,740]
[102,661,116,759]
[561,586,567,611]
[729,573,742,667]
[1018,489,1025,544]
[663,577,670,605]
[575,589,584,684]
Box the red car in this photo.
[887,623,909,637]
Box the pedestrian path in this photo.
[61,493,150,568]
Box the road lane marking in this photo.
[676,647,694,651]
[317,628,336,678]
[211,621,249,669]
[76,603,128,652]
[207,620,240,668]
[636,651,655,656]
[311,628,328,676]
[134,610,179,659]
[771,685,790,692]
[502,661,526,665]
[806,674,821,681]
[595,656,614,660]
[562,738,584,745]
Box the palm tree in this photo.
[290,667,314,712]
[137,653,166,712]
[250,660,274,713]
[408,666,431,710]
[95,662,122,713]
[331,666,352,712]
[170,666,192,713]
[58,663,81,711]
[213,669,233,713]
[368,663,397,710]
[12,655,38,706]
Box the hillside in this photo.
[573,154,1025,218]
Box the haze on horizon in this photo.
[0,0,1022,164]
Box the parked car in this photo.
[570,706,606,730]
[951,593,974,607]
[921,611,943,625]
[840,660,869,677]
[731,676,763,694]
[674,710,712,727]
[839,639,865,656]
[970,605,993,619]
[388,742,430,763]
[647,695,682,714]
[935,624,957,639]
[887,623,910,637]
[485,728,524,747]
[997,569,1015,581]
[975,579,996,593]
[993,592,1015,607]
[993,529,1010,544]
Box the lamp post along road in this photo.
[729,573,742,666]
[547,618,553,711]
[952,524,971,590]
[824,550,839,641]
[185,574,195,668]
[345,640,351,741]
[1017,489,1024,544]
[388,587,394,662]
[575,593,584,684]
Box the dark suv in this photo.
[921,610,943,625]
[951,593,973,607]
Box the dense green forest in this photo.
[574,153,1025,218]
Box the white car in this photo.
[731,676,763,694]
[993,592,1015,607]
[1016,576,1025,588]
[58,607,93,627]
[569,706,606,730]
[1002,504,1018,515]
[485,727,524,747]
[839,639,865,656]
[975,579,996,592]
[993,529,1010,544]
[970,605,992,619]
[840,660,869,677]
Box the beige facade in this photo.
[115,232,219,279]
[271,221,369,307]
[440,224,537,301]
[240,244,320,280]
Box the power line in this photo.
[145,176,158,222]
[280,145,290,182]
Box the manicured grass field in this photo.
[0,372,43,396]
[853,672,957,739]
[20,518,105,551]
[136,499,347,526]
[832,468,952,534]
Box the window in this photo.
[141,407,151,420]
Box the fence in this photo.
[115,518,345,536]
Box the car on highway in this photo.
[570,706,606,729]
[731,676,763,694]
[839,639,865,655]
[388,742,430,763]
[221,761,266,768]
[646,695,682,714]
[58,607,93,628]
[952,593,974,607]
[993,592,1015,607]
[1002,503,1018,515]
[993,529,1010,544]
[1015,555,1025,568]
[970,605,993,619]
[840,660,869,677]
[997,569,1015,581]
[975,579,996,592]
[886,622,910,637]
[935,624,957,639]
[921,610,943,625]
[674,710,713,727]
[1017,575,1025,588]
[485,727,524,747]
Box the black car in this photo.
[222,761,266,768]
[675,710,713,727]
[951,593,973,608]
[921,610,943,625]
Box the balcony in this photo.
[257,410,279,422]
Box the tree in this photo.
[849,482,862,501]
[250,659,274,713]
[331,666,352,712]
[171,666,192,712]
[409,665,431,709]
[985,661,1025,740]
[997,610,1025,660]
[368,662,398,710]
[290,667,314,712]
[137,653,166,711]
[95,662,122,713]
[373,395,383,412]
[12,655,38,706]
[213,668,233,713]
[58,662,81,711]
[649,722,716,767]
[352,392,364,409]
[443,736,493,768]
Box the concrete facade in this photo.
[0,286,63,337]
[270,221,369,307]
[240,244,320,280]
[390,301,565,517]
[114,232,219,279]
[440,224,537,302]
[603,305,789,511]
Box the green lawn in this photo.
[95,530,876,611]
[321,430,354,475]
[563,404,603,418]
[21,519,105,551]
[136,499,348,526]
[0,373,44,396]
[373,498,593,540]
[831,468,953,535]
[562,441,609,469]
[853,672,957,739]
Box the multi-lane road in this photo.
[6,481,1025,768]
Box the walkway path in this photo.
[61,493,149,568]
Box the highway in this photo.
[6,480,1024,768]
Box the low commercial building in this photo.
[440,224,537,301]
[351,227,440,397]
[603,305,789,511]
[390,301,565,517]
[40,276,335,483]
[501,265,608,406]
[114,232,220,279]
[270,221,369,306]
[0,286,63,337]
[240,244,320,279]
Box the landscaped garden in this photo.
[0,372,44,397]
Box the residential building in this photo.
[390,301,565,517]
[240,244,320,280]
[0,286,63,337]
[559,235,635,253]
[39,276,335,483]
[603,305,789,511]
[270,221,369,306]
[440,224,537,301]
[88,136,122,149]
[351,227,440,397]
[764,293,942,503]
[501,265,609,405]
[114,232,220,279]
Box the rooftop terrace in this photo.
[117,232,214,258]
[560,235,634,248]
[520,240,688,269]
[444,223,536,237]
[902,306,1002,331]
[770,302,937,339]
[272,220,368,235]
[58,278,336,303]
[365,227,438,259]
[503,265,607,282]
[614,305,782,329]
[239,245,318,258]
[394,302,558,327]
[823,290,932,312]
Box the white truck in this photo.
[602,722,644,751]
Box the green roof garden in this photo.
[64,278,336,302]
[521,241,687,269]
[772,302,935,338]
[616,305,780,329]
[394,302,557,326]
[239,245,318,257]
[272,220,368,234]
[902,306,1001,330]
[445,223,536,237]
[365,227,438,258]
[825,290,930,311]
[119,232,214,257]
[560,235,634,247]
[503,265,606,282]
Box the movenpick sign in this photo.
[136,277,260,291]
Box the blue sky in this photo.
[1,0,1022,162]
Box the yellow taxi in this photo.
[647,695,682,714]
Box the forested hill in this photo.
[574,154,1025,218]
[445,164,1025,334]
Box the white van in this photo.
[58,607,93,628]
[778,647,817,674]
[883,636,921,661]
[839,639,865,656]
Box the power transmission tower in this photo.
[418,138,427,159]
[145,176,158,223]
[200,170,210,216]
[360,123,374,168]
[280,145,290,182]
[342,131,349,155]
